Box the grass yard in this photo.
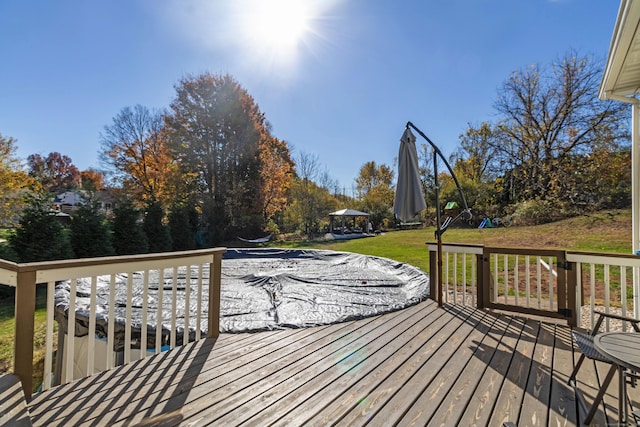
[270,209,633,272]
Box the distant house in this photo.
[53,191,86,214]
[52,189,118,216]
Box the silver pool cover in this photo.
[55,248,430,349]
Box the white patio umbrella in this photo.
[393,127,426,222]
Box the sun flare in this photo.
[241,0,315,64]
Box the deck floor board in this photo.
[28,300,640,426]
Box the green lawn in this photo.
[269,209,633,272]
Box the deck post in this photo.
[476,252,485,309]
[480,247,491,310]
[207,252,222,339]
[14,269,36,401]
[428,247,437,302]
[565,256,578,328]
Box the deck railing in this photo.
[5,243,640,401]
[428,243,640,330]
[0,248,225,401]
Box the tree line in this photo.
[0,51,633,264]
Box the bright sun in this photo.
[241,0,314,64]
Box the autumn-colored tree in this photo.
[283,152,339,237]
[258,135,294,225]
[80,168,105,192]
[27,152,80,193]
[165,73,266,243]
[355,161,394,228]
[355,161,393,198]
[0,133,35,227]
[284,177,339,236]
[100,105,179,207]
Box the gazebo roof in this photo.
[329,208,370,217]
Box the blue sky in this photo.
[0,0,621,192]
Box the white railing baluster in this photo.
[444,252,450,303]
[453,253,458,304]
[590,263,596,328]
[503,254,508,304]
[43,280,55,391]
[514,255,519,307]
[621,266,628,325]
[196,264,203,340]
[65,278,77,383]
[548,257,554,311]
[171,266,178,349]
[156,268,164,354]
[184,266,191,346]
[604,264,611,330]
[141,270,149,359]
[575,262,583,328]
[462,254,467,307]
[87,276,97,375]
[471,255,476,306]
[124,273,133,364]
[107,274,116,370]
[525,255,531,308]
[536,257,542,309]
[493,254,498,302]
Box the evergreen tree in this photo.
[70,201,114,258]
[168,203,197,251]
[10,197,74,262]
[143,201,172,253]
[111,200,148,255]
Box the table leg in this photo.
[619,366,627,425]
[586,365,617,424]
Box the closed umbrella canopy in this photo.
[394,127,426,222]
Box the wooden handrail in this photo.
[5,248,226,401]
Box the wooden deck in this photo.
[28,300,640,426]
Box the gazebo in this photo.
[328,209,371,235]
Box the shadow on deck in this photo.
[28,299,637,426]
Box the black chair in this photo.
[568,311,640,424]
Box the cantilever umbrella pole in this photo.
[406,121,471,308]
[434,151,443,307]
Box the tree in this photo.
[111,200,148,255]
[454,122,501,184]
[70,201,114,258]
[0,133,35,227]
[100,105,179,207]
[165,73,266,244]
[27,152,80,193]
[258,135,294,225]
[355,161,394,198]
[143,201,172,253]
[168,202,198,251]
[285,177,338,236]
[493,52,629,202]
[10,196,74,262]
[80,169,105,192]
[355,161,394,227]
